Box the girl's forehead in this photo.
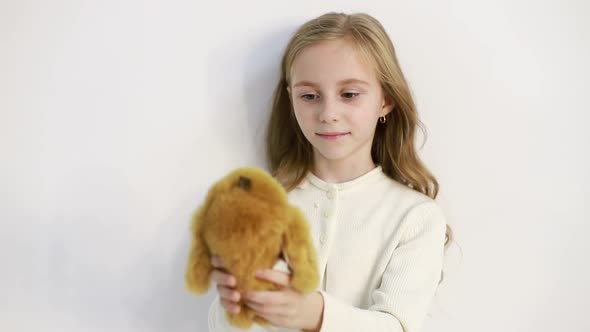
[290,39,377,86]
[295,40,362,65]
[291,61,377,88]
[290,40,375,84]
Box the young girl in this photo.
[207,12,453,332]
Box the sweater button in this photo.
[314,202,319,208]
[326,190,335,199]
[323,211,331,218]
[320,234,326,244]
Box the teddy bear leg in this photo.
[226,305,256,329]
[253,315,270,326]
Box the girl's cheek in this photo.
[294,103,317,115]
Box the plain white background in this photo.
[1,0,589,331]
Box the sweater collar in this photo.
[297,165,384,191]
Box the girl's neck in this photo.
[310,158,377,184]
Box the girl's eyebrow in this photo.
[293,78,369,88]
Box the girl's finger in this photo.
[255,269,291,287]
[220,298,241,314]
[244,290,286,305]
[211,255,225,269]
[211,269,236,287]
[217,284,241,302]
[255,312,288,327]
[246,301,294,316]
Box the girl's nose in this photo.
[318,98,339,122]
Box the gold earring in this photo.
[379,115,387,124]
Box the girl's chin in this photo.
[312,149,350,161]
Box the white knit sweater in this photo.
[208,165,447,332]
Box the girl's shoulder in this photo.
[377,175,447,230]
[377,173,435,206]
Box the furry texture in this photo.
[185,167,319,329]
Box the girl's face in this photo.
[287,38,394,170]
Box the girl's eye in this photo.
[299,92,359,101]
[342,92,360,99]
[301,94,319,101]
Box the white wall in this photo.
[1,0,588,331]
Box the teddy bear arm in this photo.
[283,206,320,293]
[185,207,213,294]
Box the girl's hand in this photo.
[210,255,242,314]
[244,268,324,331]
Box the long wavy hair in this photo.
[265,12,454,264]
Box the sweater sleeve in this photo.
[318,201,447,332]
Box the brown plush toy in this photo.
[185,167,319,329]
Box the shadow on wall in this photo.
[44,163,210,331]
[128,25,301,331]
[43,25,304,332]
[205,23,297,172]
[129,191,212,331]
[242,26,296,170]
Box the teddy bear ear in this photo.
[238,176,251,190]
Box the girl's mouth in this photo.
[316,132,350,140]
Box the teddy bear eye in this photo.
[238,176,251,190]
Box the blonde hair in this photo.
[265,12,454,274]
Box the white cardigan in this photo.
[208,165,447,332]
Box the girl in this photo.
[207,12,453,332]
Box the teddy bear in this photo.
[185,166,319,329]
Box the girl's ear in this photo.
[381,94,395,117]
